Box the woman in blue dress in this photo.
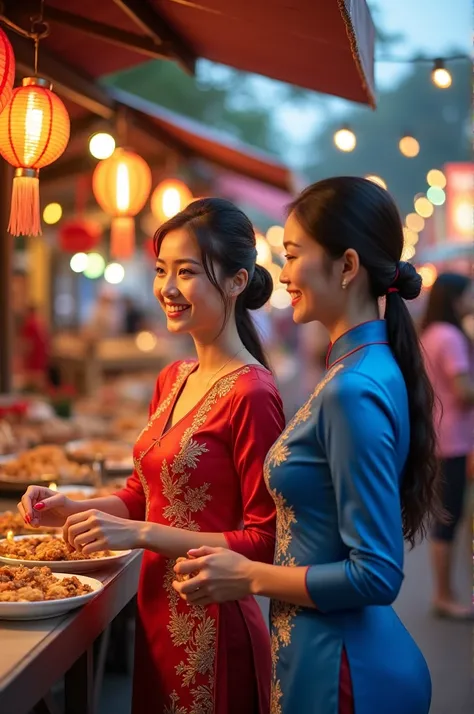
[173,177,443,714]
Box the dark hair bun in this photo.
[396,261,422,301]
[243,264,273,310]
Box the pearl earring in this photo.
[341,279,348,290]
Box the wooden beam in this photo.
[128,109,193,158]
[6,31,116,119]
[113,0,196,74]
[43,6,176,62]
[70,114,106,139]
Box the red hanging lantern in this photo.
[0,77,70,236]
[92,148,151,259]
[0,27,15,115]
[59,219,102,253]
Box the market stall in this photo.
[0,3,376,712]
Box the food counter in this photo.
[0,542,141,714]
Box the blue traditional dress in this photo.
[265,320,431,714]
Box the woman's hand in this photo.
[63,510,142,554]
[172,546,254,606]
[18,486,76,528]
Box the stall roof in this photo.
[40,87,293,193]
[2,0,375,107]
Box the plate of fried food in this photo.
[0,564,102,619]
[64,440,133,474]
[0,446,92,491]
[0,535,131,573]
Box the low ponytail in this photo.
[235,264,273,369]
[384,263,443,545]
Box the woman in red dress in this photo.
[20,198,285,714]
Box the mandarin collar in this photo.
[326,320,389,370]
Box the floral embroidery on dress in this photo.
[160,366,250,714]
[266,364,344,714]
[134,362,196,518]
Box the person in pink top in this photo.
[421,273,474,619]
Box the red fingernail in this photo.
[25,515,31,523]
[34,503,45,511]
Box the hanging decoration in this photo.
[0,77,70,236]
[59,220,102,253]
[59,175,101,253]
[92,148,151,259]
[151,178,193,224]
[0,27,15,115]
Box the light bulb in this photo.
[334,127,356,152]
[43,202,62,225]
[84,253,105,279]
[426,169,446,188]
[406,213,425,233]
[104,262,125,284]
[426,186,446,206]
[431,60,452,89]
[89,133,116,160]
[70,252,88,273]
[399,135,420,158]
[414,197,434,219]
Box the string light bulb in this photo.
[427,169,447,188]
[334,126,356,152]
[89,133,115,160]
[431,59,452,89]
[399,135,420,158]
[414,196,434,219]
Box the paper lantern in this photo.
[151,178,193,224]
[0,77,70,236]
[93,148,151,259]
[0,28,15,115]
[59,219,102,253]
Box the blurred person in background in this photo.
[84,286,123,339]
[123,295,144,334]
[421,272,474,620]
[19,304,50,390]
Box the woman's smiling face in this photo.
[154,228,229,339]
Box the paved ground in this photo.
[99,488,473,714]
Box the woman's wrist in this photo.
[135,520,161,550]
[247,559,265,596]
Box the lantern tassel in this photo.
[8,173,42,236]
[111,217,135,259]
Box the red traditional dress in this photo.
[116,360,285,714]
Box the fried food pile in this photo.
[0,511,57,537]
[0,565,92,602]
[0,536,112,561]
[0,445,90,482]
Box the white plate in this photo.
[0,535,132,573]
[0,572,103,620]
